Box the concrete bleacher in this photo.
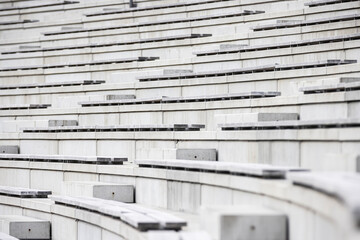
[0,0,360,239]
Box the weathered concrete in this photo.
[200,205,287,240]
[176,149,217,161]
[0,215,50,240]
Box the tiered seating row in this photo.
[1,34,212,55]
[0,153,127,164]
[51,195,187,231]
[80,92,280,107]
[287,172,360,226]
[305,0,360,7]
[0,57,159,72]
[300,80,360,94]
[0,0,78,11]
[22,124,205,132]
[252,14,360,31]
[0,104,50,110]
[0,186,51,198]
[194,33,360,56]
[138,60,356,81]
[44,10,265,36]
[0,19,38,25]
[0,80,105,90]
[135,159,308,179]
[85,0,234,17]
[219,118,360,130]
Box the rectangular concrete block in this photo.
[176,149,217,161]
[200,206,287,240]
[62,181,134,203]
[0,215,50,240]
[48,120,78,127]
[0,146,19,154]
[106,94,136,101]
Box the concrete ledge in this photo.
[287,172,360,228]
[0,104,50,110]
[252,14,360,31]
[80,92,280,107]
[43,10,264,36]
[22,124,206,133]
[135,159,308,179]
[0,154,127,165]
[137,60,357,81]
[0,186,51,198]
[219,118,360,130]
[0,80,105,90]
[51,195,187,231]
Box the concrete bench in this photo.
[0,215,50,240]
[0,232,18,240]
[137,60,356,81]
[287,172,360,226]
[135,159,308,179]
[305,0,359,7]
[194,33,360,56]
[300,81,360,94]
[1,34,211,54]
[0,146,19,154]
[0,0,78,11]
[147,230,211,240]
[22,124,205,133]
[215,113,299,126]
[0,20,38,25]
[79,92,280,107]
[43,10,264,36]
[0,80,105,90]
[252,13,360,31]
[219,118,360,130]
[0,186,51,198]
[51,195,187,231]
[48,120,78,127]
[85,0,233,17]
[0,154,127,165]
[200,205,287,240]
[62,181,134,203]
[0,104,50,110]
[0,57,159,72]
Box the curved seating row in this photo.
[0,0,78,11]
[305,0,359,7]
[0,57,159,72]
[135,159,308,179]
[0,104,50,110]
[137,60,357,81]
[194,33,360,56]
[219,118,360,130]
[51,195,187,231]
[252,14,360,31]
[43,10,265,36]
[0,186,51,198]
[0,154,127,164]
[0,80,105,90]
[300,80,360,94]
[79,92,280,107]
[22,124,205,132]
[1,34,212,55]
[85,0,234,17]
